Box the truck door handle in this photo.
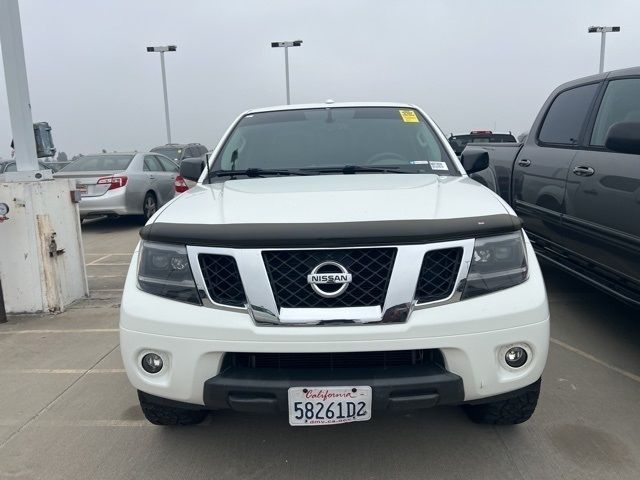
[572,165,595,177]
[149,175,156,180]
[518,159,531,167]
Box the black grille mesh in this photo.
[415,248,463,303]
[222,350,444,370]
[262,249,396,308]
[198,254,246,307]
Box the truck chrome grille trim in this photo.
[187,239,474,324]
[198,254,247,307]
[222,349,444,370]
[262,248,396,308]
[415,248,463,303]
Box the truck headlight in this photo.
[137,242,201,305]
[462,232,528,299]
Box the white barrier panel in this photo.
[0,178,88,313]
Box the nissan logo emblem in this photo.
[306,261,353,298]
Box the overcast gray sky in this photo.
[0,0,638,158]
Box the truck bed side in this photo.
[462,143,523,203]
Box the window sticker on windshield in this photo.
[429,161,448,171]
[399,110,419,123]
[411,161,430,165]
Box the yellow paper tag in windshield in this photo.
[399,110,419,123]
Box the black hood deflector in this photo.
[140,214,522,248]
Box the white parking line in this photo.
[86,254,112,266]
[0,329,118,334]
[551,337,640,384]
[87,263,130,266]
[0,328,636,384]
[87,275,126,278]
[1,368,125,374]
[35,420,153,427]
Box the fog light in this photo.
[504,346,528,368]
[141,353,163,374]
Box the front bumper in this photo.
[204,362,464,413]
[120,237,549,409]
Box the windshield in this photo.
[210,107,458,179]
[152,147,182,160]
[59,154,134,172]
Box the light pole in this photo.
[271,40,303,104]
[0,0,39,171]
[146,45,176,144]
[588,26,620,74]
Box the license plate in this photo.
[288,386,372,426]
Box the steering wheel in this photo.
[365,152,407,165]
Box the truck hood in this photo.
[142,174,520,248]
[155,174,509,225]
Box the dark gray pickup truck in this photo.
[462,66,640,307]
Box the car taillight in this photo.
[97,175,128,190]
[174,175,189,193]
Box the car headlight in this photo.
[462,231,528,299]
[137,241,201,305]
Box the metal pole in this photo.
[0,0,39,171]
[599,31,606,73]
[284,46,290,105]
[160,51,172,143]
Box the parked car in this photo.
[150,143,208,164]
[120,102,549,427]
[448,131,517,156]
[55,152,186,220]
[41,161,71,172]
[0,159,51,173]
[463,66,640,307]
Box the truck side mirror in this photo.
[461,148,489,174]
[604,122,640,155]
[180,157,205,182]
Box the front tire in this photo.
[463,379,541,425]
[139,392,208,426]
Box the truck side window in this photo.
[538,83,599,146]
[590,78,640,146]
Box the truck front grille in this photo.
[222,349,444,370]
[415,248,463,303]
[198,254,246,307]
[262,248,396,308]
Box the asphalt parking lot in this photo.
[0,217,638,480]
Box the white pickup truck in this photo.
[120,102,549,427]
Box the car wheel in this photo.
[462,378,541,425]
[138,392,208,426]
[142,192,158,221]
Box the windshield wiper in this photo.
[300,165,410,174]
[208,168,309,179]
